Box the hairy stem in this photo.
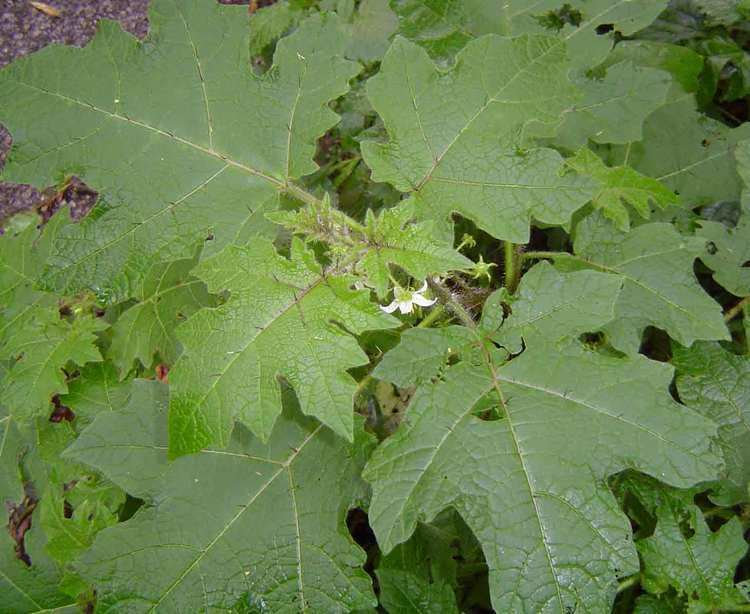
[427,279,476,329]
[504,241,519,292]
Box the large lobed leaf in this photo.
[361,33,597,244]
[556,61,672,149]
[168,238,398,456]
[109,254,215,375]
[621,474,749,612]
[66,380,377,612]
[271,200,472,299]
[390,0,669,69]
[619,96,750,207]
[0,307,105,422]
[566,148,679,230]
[0,0,359,300]
[563,212,729,353]
[365,268,723,613]
[673,341,750,506]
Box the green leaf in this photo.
[0,409,78,612]
[0,527,78,614]
[556,61,672,148]
[0,219,57,341]
[488,260,622,353]
[372,325,477,388]
[0,0,359,300]
[388,0,498,60]
[570,212,729,353]
[389,0,668,69]
[109,255,215,375]
[0,307,105,422]
[346,0,398,62]
[696,140,750,297]
[603,40,705,97]
[376,523,459,613]
[539,0,671,70]
[633,593,686,614]
[622,96,750,208]
[697,217,750,297]
[633,479,749,612]
[567,148,679,230]
[68,380,378,612]
[362,34,596,244]
[696,0,749,26]
[272,200,472,298]
[39,478,122,567]
[169,238,398,456]
[364,338,723,612]
[63,380,171,499]
[248,1,299,55]
[58,362,132,425]
[673,342,750,505]
[357,203,471,299]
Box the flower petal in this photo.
[417,280,428,293]
[398,300,414,314]
[412,293,437,307]
[380,301,399,313]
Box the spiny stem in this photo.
[504,241,519,292]
[724,295,750,322]
[427,279,476,329]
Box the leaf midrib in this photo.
[413,36,564,191]
[177,272,324,447]
[12,80,281,184]
[148,424,322,611]
[536,250,725,332]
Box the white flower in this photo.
[380,282,437,314]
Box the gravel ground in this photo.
[0,0,150,221]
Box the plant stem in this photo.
[523,250,612,274]
[427,279,476,329]
[354,374,373,398]
[504,241,519,292]
[703,506,734,519]
[522,250,569,261]
[724,295,750,322]
[616,575,639,593]
[283,181,323,207]
[418,304,446,328]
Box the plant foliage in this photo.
[0,0,749,612]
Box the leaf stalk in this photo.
[724,295,750,323]
[504,241,520,292]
